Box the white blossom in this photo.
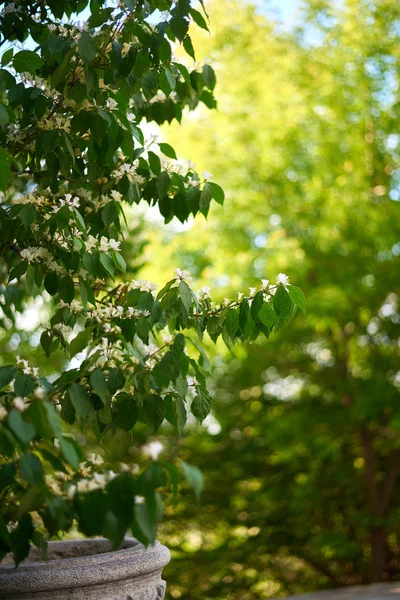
[106,98,118,111]
[197,286,211,299]
[85,234,98,252]
[261,279,270,290]
[110,190,122,202]
[174,268,192,284]
[129,279,157,292]
[13,397,28,412]
[142,441,164,460]
[276,273,289,286]
[34,387,46,399]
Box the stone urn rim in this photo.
[0,537,170,597]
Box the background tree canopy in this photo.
[133,0,400,598]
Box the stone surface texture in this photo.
[273,582,400,599]
[0,537,170,600]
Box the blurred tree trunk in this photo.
[361,430,400,581]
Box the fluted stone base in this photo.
[0,538,170,600]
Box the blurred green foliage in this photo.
[139,0,400,597]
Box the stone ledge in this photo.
[272,582,400,599]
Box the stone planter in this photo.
[0,537,170,600]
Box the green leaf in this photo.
[159,38,172,63]
[258,302,275,329]
[90,368,110,405]
[58,276,75,304]
[170,16,189,41]
[40,330,53,357]
[79,277,95,307]
[251,290,264,321]
[159,67,176,95]
[107,472,135,527]
[69,327,93,358]
[1,48,13,66]
[191,388,212,424]
[0,147,11,191]
[78,32,96,66]
[107,369,125,395]
[181,462,204,502]
[159,143,177,160]
[148,150,161,175]
[14,373,35,397]
[8,410,35,444]
[0,366,17,390]
[0,103,9,126]
[189,8,209,31]
[225,308,239,337]
[44,272,58,296]
[112,251,126,273]
[13,50,44,74]
[100,253,115,279]
[136,316,150,344]
[183,35,196,60]
[59,436,80,469]
[200,183,212,216]
[186,185,201,214]
[68,383,92,419]
[273,286,292,320]
[179,280,193,312]
[19,453,43,484]
[202,64,216,90]
[143,394,164,432]
[164,395,186,437]
[156,279,175,300]
[83,252,100,278]
[208,181,224,205]
[114,394,138,431]
[156,171,171,199]
[133,503,156,545]
[288,285,307,314]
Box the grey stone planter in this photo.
[0,537,170,600]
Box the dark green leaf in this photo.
[181,461,203,501]
[0,148,11,191]
[14,373,35,397]
[179,280,193,312]
[288,285,307,314]
[90,368,110,405]
[58,276,75,304]
[114,394,138,431]
[191,388,211,424]
[273,286,292,319]
[251,290,264,321]
[0,366,17,390]
[8,410,35,444]
[208,181,224,205]
[159,143,177,159]
[190,8,209,31]
[143,394,164,432]
[78,32,96,66]
[68,383,92,419]
[164,395,186,437]
[19,453,43,484]
[13,50,43,74]
[258,302,275,329]
[225,308,239,337]
[69,327,93,358]
[59,436,80,469]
